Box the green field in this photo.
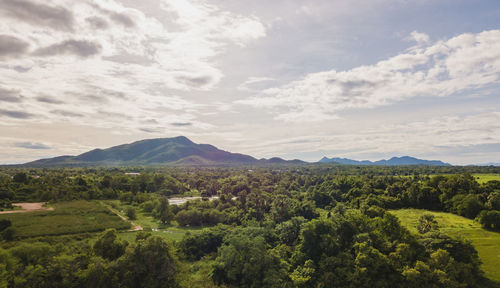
[104,200,202,241]
[390,209,500,282]
[473,173,500,184]
[0,201,131,238]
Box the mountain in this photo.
[319,156,451,166]
[24,136,305,167]
[469,163,500,167]
[319,157,373,165]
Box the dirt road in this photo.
[101,202,143,231]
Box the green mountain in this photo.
[24,136,304,167]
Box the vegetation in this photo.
[0,201,130,239]
[473,173,500,184]
[390,208,500,282]
[417,213,439,233]
[0,165,499,287]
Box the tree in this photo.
[0,248,16,287]
[0,227,14,241]
[93,229,128,260]
[476,210,500,230]
[276,216,307,246]
[212,233,290,287]
[417,214,439,234]
[115,236,179,288]
[126,206,137,220]
[0,219,11,232]
[179,225,228,260]
[448,194,483,219]
[13,172,28,184]
[155,197,173,225]
[485,191,500,210]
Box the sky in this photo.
[0,0,500,165]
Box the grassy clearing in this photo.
[117,227,202,242]
[104,200,202,241]
[0,201,130,239]
[473,173,500,184]
[389,209,500,282]
[0,206,22,212]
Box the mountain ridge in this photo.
[24,136,304,167]
[22,137,453,167]
[318,155,451,166]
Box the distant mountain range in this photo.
[21,136,454,167]
[318,156,451,166]
[25,136,305,167]
[469,163,500,167]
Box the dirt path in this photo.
[0,202,54,214]
[101,202,143,231]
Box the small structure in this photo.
[124,172,141,176]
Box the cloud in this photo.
[239,30,500,122]
[36,96,65,104]
[161,0,266,46]
[407,31,430,45]
[171,122,192,126]
[0,109,34,119]
[15,142,51,149]
[139,127,160,133]
[228,111,500,164]
[33,40,102,58]
[50,110,84,118]
[237,77,275,91]
[174,74,217,89]
[0,87,22,102]
[0,0,266,132]
[0,35,30,58]
[90,2,137,28]
[85,16,109,30]
[109,11,136,27]
[0,0,74,31]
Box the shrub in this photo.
[417,214,438,234]
[126,207,137,220]
[476,210,500,230]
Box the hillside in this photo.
[390,209,500,282]
[319,155,450,166]
[24,136,304,167]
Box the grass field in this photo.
[473,173,500,184]
[104,200,202,241]
[390,209,500,282]
[0,201,131,238]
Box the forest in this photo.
[0,165,499,287]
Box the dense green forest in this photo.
[1,165,499,287]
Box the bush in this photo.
[93,229,128,260]
[176,208,225,227]
[212,233,290,287]
[1,227,15,241]
[141,200,156,213]
[476,210,500,230]
[417,214,438,234]
[179,225,229,260]
[0,219,11,232]
[448,194,483,219]
[126,207,137,220]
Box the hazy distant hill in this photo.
[24,136,305,167]
[472,162,500,166]
[319,156,451,166]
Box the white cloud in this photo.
[237,76,275,91]
[239,30,500,122]
[0,0,266,132]
[220,111,500,164]
[407,30,430,45]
